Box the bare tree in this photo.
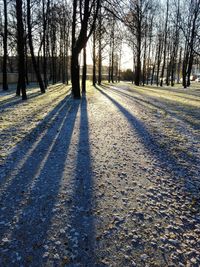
[125,0,154,86]
[71,0,100,98]
[27,0,45,93]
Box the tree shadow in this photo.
[68,95,96,266]
[102,84,200,130]
[0,96,80,266]
[96,85,200,197]
[0,94,97,266]
[0,90,69,147]
[0,84,70,110]
[0,93,71,183]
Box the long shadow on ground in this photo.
[0,96,80,266]
[0,84,69,110]
[97,85,200,198]
[0,90,69,145]
[102,84,200,130]
[0,92,71,182]
[67,95,96,266]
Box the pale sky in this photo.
[86,40,133,71]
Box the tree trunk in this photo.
[71,0,100,98]
[66,32,69,85]
[71,49,81,98]
[182,42,189,88]
[166,42,171,86]
[135,22,141,86]
[27,0,45,93]
[156,35,163,86]
[98,6,102,85]
[111,18,115,83]
[177,47,182,84]
[135,42,141,86]
[187,52,193,87]
[160,0,169,87]
[42,0,50,88]
[171,0,180,86]
[108,43,111,83]
[151,44,157,85]
[71,0,81,98]
[25,40,29,85]
[147,16,153,85]
[142,31,147,86]
[93,29,96,86]
[16,0,27,100]
[3,0,8,91]
[82,47,87,93]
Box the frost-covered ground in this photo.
[0,83,200,266]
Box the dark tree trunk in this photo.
[118,46,122,82]
[186,8,198,87]
[16,0,27,100]
[27,0,45,93]
[135,22,141,86]
[160,0,169,87]
[3,0,8,91]
[171,0,179,86]
[71,0,100,98]
[71,0,81,98]
[108,58,111,83]
[51,26,57,84]
[42,0,50,88]
[111,16,115,83]
[25,40,29,85]
[111,49,114,83]
[135,43,141,86]
[71,49,81,98]
[142,31,147,86]
[93,29,96,86]
[156,35,163,86]
[66,34,69,85]
[151,44,157,85]
[182,42,189,88]
[98,6,102,85]
[177,47,182,84]
[147,16,153,85]
[166,42,171,86]
[187,52,193,87]
[82,47,87,93]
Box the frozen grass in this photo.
[1,80,199,166]
[102,81,200,167]
[0,83,71,162]
[105,81,200,128]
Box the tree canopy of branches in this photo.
[71,0,100,98]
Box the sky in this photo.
[86,41,133,71]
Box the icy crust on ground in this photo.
[0,85,200,266]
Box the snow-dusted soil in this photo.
[0,84,200,266]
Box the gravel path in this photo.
[0,85,200,267]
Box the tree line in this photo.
[0,0,200,99]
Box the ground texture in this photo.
[0,83,200,266]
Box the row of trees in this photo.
[0,0,200,99]
[0,0,72,99]
[124,0,200,88]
